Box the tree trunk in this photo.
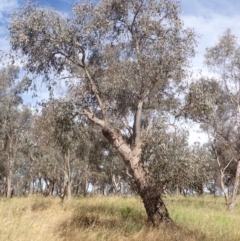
[7,157,14,198]
[51,181,55,195]
[29,179,34,195]
[65,149,72,200]
[112,174,121,194]
[67,180,72,200]
[133,167,173,226]
[63,170,72,200]
[176,185,180,196]
[102,127,173,226]
[84,110,173,226]
[228,160,240,212]
[75,182,79,196]
[91,183,96,194]
[140,184,172,225]
[84,178,89,196]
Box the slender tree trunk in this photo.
[38,177,42,193]
[75,182,79,196]
[62,170,72,200]
[228,160,240,212]
[84,178,89,196]
[219,170,229,205]
[112,174,121,194]
[91,183,96,194]
[176,185,179,196]
[67,180,72,200]
[65,149,72,200]
[29,179,34,195]
[212,141,230,205]
[213,178,216,198]
[7,157,14,198]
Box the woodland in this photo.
[1,0,240,228]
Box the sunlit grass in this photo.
[168,195,240,241]
[0,195,239,241]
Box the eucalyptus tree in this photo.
[0,66,31,197]
[90,145,128,195]
[188,143,214,195]
[185,30,240,211]
[206,30,240,211]
[139,117,190,195]
[147,123,211,196]
[19,111,58,195]
[9,0,196,225]
[31,99,84,199]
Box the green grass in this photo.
[0,195,239,241]
[168,195,240,241]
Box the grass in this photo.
[0,195,239,241]
[168,195,240,241]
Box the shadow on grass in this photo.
[56,201,207,241]
[30,198,54,211]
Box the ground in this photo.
[0,195,239,241]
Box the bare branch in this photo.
[133,100,143,148]
[84,69,107,121]
[79,109,106,128]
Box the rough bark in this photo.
[140,185,172,225]
[132,159,173,225]
[133,164,173,225]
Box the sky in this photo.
[0,0,240,143]
[1,0,239,68]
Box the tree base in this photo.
[140,186,173,226]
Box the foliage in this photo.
[0,65,31,197]
[184,30,240,210]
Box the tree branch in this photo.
[79,109,106,128]
[133,100,143,148]
[84,69,107,121]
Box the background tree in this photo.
[185,30,240,211]
[0,66,31,198]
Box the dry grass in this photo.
[0,195,239,241]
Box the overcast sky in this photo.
[0,0,240,143]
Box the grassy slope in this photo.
[0,195,239,241]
